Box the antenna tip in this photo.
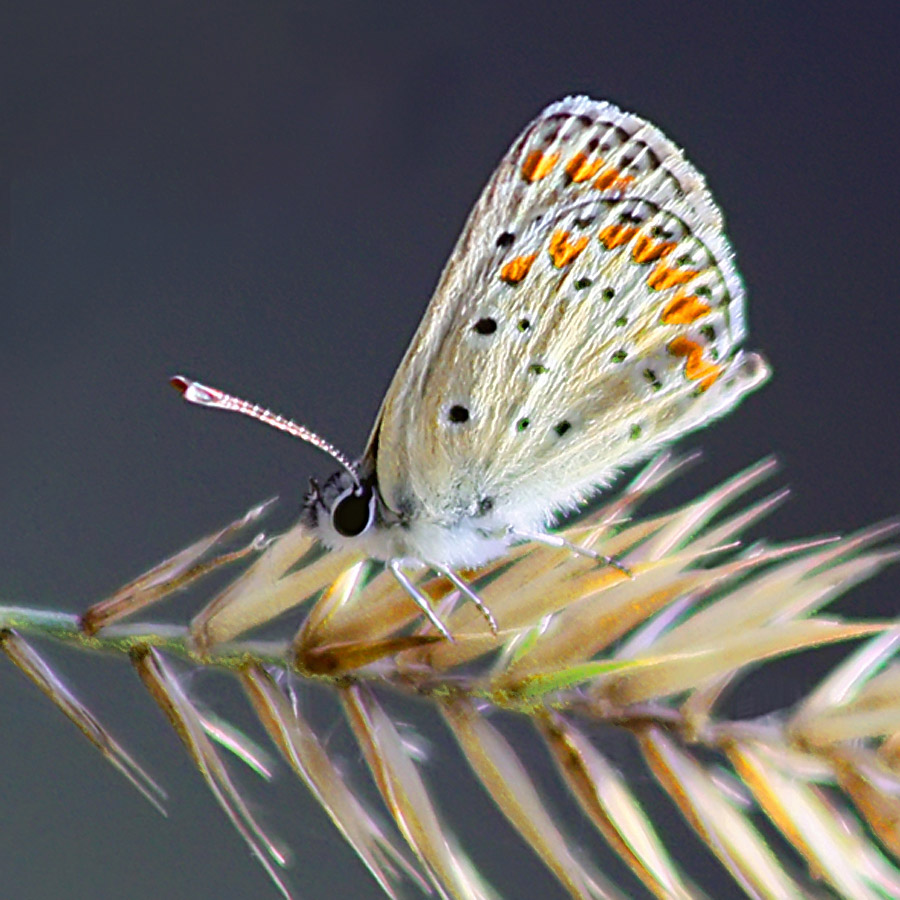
[170,375,190,395]
[169,375,223,408]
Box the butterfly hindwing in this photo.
[369,97,767,532]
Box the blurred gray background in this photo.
[4,3,900,898]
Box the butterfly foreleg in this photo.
[387,559,454,641]
[433,565,498,635]
[387,560,499,639]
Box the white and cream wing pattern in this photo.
[368,96,768,530]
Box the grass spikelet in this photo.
[4,453,900,898]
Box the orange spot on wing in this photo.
[598,223,638,250]
[565,152,605,183]
[661,290,712,325]
[647,263,701,290]
[500,254,538,284]
[593,167,636,191]
[521,150,560,182]
[548,230,590,268]
[668,336,722,390]
[632,234,677,264]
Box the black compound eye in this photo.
[331,487,374,537]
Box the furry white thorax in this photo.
[313,503,514,570]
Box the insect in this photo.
[173,95,769,639]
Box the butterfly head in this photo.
[302,466,379,547]
[170,375,392,551]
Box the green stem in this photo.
[0,605,290,669]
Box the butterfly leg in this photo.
[434,566,498,635]
[387,559,454,641]
[511,530,633,578]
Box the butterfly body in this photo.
[302,465,515,571]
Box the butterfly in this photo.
[173,96,769,639]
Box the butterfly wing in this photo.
[367,96,768,533]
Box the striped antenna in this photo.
[170,375,360,485]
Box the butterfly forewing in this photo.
[369,96,766,532]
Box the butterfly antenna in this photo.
[170,375,360,486]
